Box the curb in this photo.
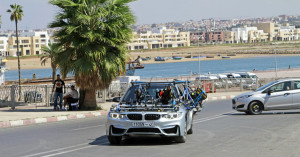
[0,111,109,129]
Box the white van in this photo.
[195,75,222,89]
[225,73,246,86]
[235,72,258,84]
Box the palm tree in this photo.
[49,0,135,110]
[40,43,62,82]
[7,4,24,87]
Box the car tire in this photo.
[175,119,187,143]
[108,127,122,145]
[108,135,122,145]
[187,114,194,134]
[248,101,263,115]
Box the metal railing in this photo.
[0,78,289,108]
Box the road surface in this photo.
[1,100,300,157]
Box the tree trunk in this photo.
[81,88,97,110]
[15,19,21,101]
[51,59,56,82]
[78,89,86,110]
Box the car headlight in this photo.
[237,95,252,100]
[109,113,126,119]
[162,112,183,119]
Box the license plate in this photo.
[132,122,154,127]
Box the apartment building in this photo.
[128,27,190,50]
[252,23,276,41]
[7,31,48,56]
[224,32,234,43]
[204,31,224,43]
[0,35,9,56]
[190,32,205,43]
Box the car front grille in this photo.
[127,114,142,120]
[127,128,161,133]
[145,114,161,120]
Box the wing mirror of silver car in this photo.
[267,90,274,95]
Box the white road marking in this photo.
[22,143,89,157]
[22,139,107,157]
[193,112,234,124]
[194,115,229,124]
[72,124,105,131]
[41,142,108,157]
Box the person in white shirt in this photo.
[63,85,79,110]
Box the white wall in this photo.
[0,37,8,56]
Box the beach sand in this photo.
[254,68,300,79]
[5,42,300,70]
[3,53,275,70]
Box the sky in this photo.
[1,0,300,30]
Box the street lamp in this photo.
[198,36,200,78]
[271,43,278,78]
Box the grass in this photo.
[6,55,42,60]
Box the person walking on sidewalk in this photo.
[52,74,66,110]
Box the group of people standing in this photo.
[52,74,79,111]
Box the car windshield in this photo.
[121,84,179,103]
[255,81,279,91]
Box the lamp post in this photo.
[198,36,200,78]
[271,43,278,78]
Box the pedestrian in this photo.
[289,65,291,69]
[63,85,79,111]
[52,74,66,111]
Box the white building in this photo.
[0,35,9,56]
[34,31,50,47]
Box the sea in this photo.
[4,55,300,81]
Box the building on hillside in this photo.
[224,31,234,43]
[127,27,190,50]
[204,31,224,43]
[190,32,205,44]
[252,23,276,41]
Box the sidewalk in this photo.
[0,91,245,128]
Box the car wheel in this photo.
[248,101,263,115]
[108,135,122,145]
[108,127,122,145]
[175,120,187,143]
[187,114,194,134]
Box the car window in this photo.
[121,84,179,103]
[294,81,300,90]
[268,81,291,92]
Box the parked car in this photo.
[236,72,258,84]
[106,81,207,144]
[232,79,300,115]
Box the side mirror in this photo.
[267,90,273,95]
[112,97,121,102]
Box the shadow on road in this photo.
[90,135,175,146]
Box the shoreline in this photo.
[6,54,299,70]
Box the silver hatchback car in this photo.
[106,81,206,144]
[232,79,300,115]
